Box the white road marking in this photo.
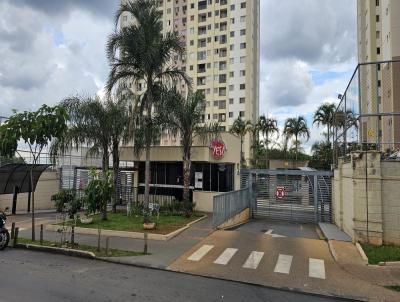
[214,248,238,265]
[271,234,286,238]
[264,229,273,235]
[187,245,214,262]
[309,258,326,279]
[242,251,264,269]
[274,254,293,274]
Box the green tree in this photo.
[257,116,279,169]
[283,116,310,162]
[229,117,252,168]
[106,0,189,209]
[84,170,114,219]
[52,95,129,219]
[0,105,68,240]
[313,103,335,146]
[161,90,204,212]
[308,141,333,170]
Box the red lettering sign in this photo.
[210,140,226,160]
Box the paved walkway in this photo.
[169,230,400,301]
[16,214,214,269]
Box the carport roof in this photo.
[0,164,51,195]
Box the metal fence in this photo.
[212,188,251,228]
[334,60,400,165]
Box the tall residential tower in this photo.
[120,0,260,161]
[357,0,400,149]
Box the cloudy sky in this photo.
[0,0,357,152]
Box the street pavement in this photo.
[0,249,345,302]
[169,230,400,301]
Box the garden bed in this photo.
[17,238,144,258]
[361,244,400,265]
[47,212,206,241]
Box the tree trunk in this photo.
[240,136,244,169]
[30,168,35,241]
[112,142,120,214]
[183,156,192,216]
[101,151,109,221]
[265,132,269,169]
[144,144,151,210]
[295,135,299,163]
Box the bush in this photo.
[51,190,76,213]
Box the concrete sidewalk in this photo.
[17,215,214,269]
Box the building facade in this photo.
[357,0,400,150]
[120,0,260,161]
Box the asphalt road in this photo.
[0,249,346,302]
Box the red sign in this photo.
[275,186,285,200]
[210,139,226,160]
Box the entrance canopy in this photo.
[0,164,51,194]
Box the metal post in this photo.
[144,232,148,254]
[11,222,15,240]
[97,228,101,252]
[106,237,110,256]
[13,227,19,247]
[313,175,319,224]
[40,224,43,245]
[71,226,75,246]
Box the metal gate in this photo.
[242,169,333,224]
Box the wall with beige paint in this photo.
[193,191,222,213]
[0,171,59,213]
[333,151,400,245]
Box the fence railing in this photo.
[212,188,251,228]
[334,60,400,165]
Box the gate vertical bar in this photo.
[313,175,319,223]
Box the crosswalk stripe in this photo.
[271,234,286,238]
[187,245,214,261]
[309,258,326,279]
[264,229,273,235]
[274,254,293,274]
[214,248,238,265]
[242,251,264,269]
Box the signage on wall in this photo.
[195,172,203,189]
[210,139,226,160]
[275,186,285,200]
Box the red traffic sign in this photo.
[275,186,285,200]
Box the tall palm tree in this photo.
[229,117,252,168]
[51,96,128,219]
[257,115,279,169]
[283,116,310,162]
[313,103,335,146]
[161,90,219,213]
[106,0,190,209]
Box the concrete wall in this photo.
[217,208,250,229]
[0,171,59,213]
[193,191,222,213]
[334,151,400,245]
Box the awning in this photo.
[0,164,51,194]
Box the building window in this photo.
[240,43,246,49]
[240,70,246,76]
[377,47,380,54]
[376,15,380,22]
[240,29,246,36]
[229,98,234,104]
[240,84,245,90]
[239,111,245,118]
[241,2,246,9]
[240,16,246,22]
[239,97,245,103]
[229,112,234,118]
[376,0,379,6]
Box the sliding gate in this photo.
[243,169,333,224]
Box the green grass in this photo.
[62,211,202,235]
[385,286,400,292]
[362,244,400,265]
[17,237,144,257]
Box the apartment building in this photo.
[120,0,260,161]
[357,0,400,149]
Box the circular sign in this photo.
[275,186,285,200]
[367,130,376,138]
[210,139,226,160]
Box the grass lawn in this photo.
[362,244,400,265]
[17,237,144,257]
[63,211,203,235]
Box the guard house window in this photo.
[193,163,234,192]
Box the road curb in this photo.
[355,242,369,263]
[14,243,96,259]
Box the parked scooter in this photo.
[0,207,10,250]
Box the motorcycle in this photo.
[0,207,10,250]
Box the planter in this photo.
[143,222,156,230]
[80,217,93,224]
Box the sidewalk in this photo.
[17,214,214,269]
[330,240,400,287]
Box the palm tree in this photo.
[257,115,279,169]
[106,0,190,209]
[51,96,128,219]
[229,117,252,168]
[313,103,335,146]
[161,90,220,213]
[283,116,310,162]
